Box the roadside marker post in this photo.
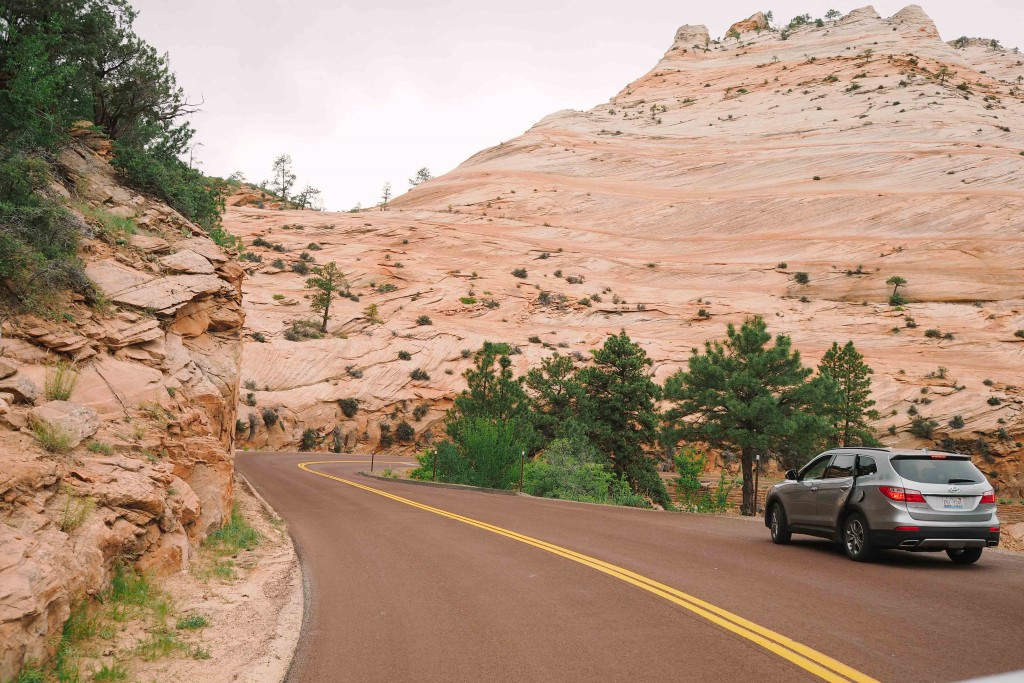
[755,454,761,516]
[370,450,375,472]
[431,449,437,481]
[519,450,525,492]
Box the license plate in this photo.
[943,497,964,509]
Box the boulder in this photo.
[0,360,17,380]
[129,234,171,254]
[0,375,39,404]
[29,401,99,448]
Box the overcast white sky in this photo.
[131,0,1023,211]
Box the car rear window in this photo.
[891,457,983,484]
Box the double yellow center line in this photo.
[299,460,878,683]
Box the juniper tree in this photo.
[270,154,296,203]
[305,261,347,333]
[817,341,880,447]
[886,275,907,305]
[663,316,830,515]
[576,331,670,508]
[408,167,433,187]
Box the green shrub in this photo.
[511,268,527,279]
[793,271,810,285]
[58,485,94,532]
[410,368,430,381]
[261,407,279,428]
[300,427,321,451]
[398,350,412,360]
[987,396,1002,406]
[175,614,209,630]
[674,448,734,513]
[206,504,260,553]
[413,403,430,421]
[396,421,415,442]
[528,335,542,344]
[910,416,938,439]
[523,438,615,503]
[283,319,323,341]
[460,296,476,304]
[87,441,113,455]
[291,260,310,275]
[416,315,432,326]
[339,398,359,418]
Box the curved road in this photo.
[237,453,1024,683]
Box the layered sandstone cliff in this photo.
[225,6,1021,499]
[0,130,244,677]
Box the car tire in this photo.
[946,548,983,565]
[842,513,877,562]
[769,503,791,545]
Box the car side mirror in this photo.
[785,469,798,481]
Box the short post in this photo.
[519,450,526,492]
[431,449,437,481]
[754,453,761,516]
[370,449,375,473]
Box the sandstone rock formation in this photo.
[0,131,243,678]
[226,6,1022,498]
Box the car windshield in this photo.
[891,457,983,485]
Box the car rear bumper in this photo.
[870,526,1000,550]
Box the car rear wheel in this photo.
[842,513,876,562]
[769,503,791,545]
[946,547,983,565]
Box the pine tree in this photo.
[270,154,296,203]
[663,316,830,516]
[305,261,347,333]
[524,352,580,441]
[449,342,535,435]
[576,331,670,508]
[408,167,433,187]
[817,341,880,447]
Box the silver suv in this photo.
[764,448,1001,563]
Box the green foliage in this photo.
[575,331,669,508]
[663,316,831,515]
[416,315,433,326]
[206,504,261,554]
[45,361,79,401]
[448,342,537,446]
[261,407,279,428]
[396,421,415,442]
[175,614,209,630]
[674,448,734,513]
[398,350,412,360]
[412,403,430,421]
[284,319,324,341]
[87,441,113,455]
[410,368,430,381]
[522,437,646,507]
[300,427,321,451]
[910,416,938,439]
[447,417,527,489]
[949,414,965,429]
[32,419,73,453]
[305,261,347,333]
[339,398,359,418]
[793,271,810,285]
[817,341,880,447]
[524,353,581,442]
[58,484,94,532]
[511,268,527,279]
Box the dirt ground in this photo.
[126,475,302,682]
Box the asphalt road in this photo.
[237,452,1024,683]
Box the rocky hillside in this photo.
[0,128,243,678]
[225,5,1021,498]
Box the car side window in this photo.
[824,454,856,479]
[800,456,830,481]
[857,456,877,477]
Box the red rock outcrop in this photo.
[0,129,243,678]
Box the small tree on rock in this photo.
[270,154,296,203]
[886,275,907,305]
[408,167,433,187]
[305,261,348,333]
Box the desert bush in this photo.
[58,484,95,532]
[299,251,315,262]
[271,258,285,269]
[910,416,938,439]
[300,427,321,451]
[283,319,323,341]
[306,242,321,250]
[339,398,359,418]
[511,268,527,279]
[261,407,279,428]
[777,262,788,269]
[410,368,430,381]
[413,403,430,421]
[291,261,310,275]
[528,336,542,344]
[924,329,941,338]
[987,396,1002,406]
[398,350,412,360]
[377,283,398,293]
[243,379,257,390]
[793,271,810,285]
[460,296,476,305]
[253,236,272,248]
[244,392,256,406]
[396,421,415,442]
[416,315,432,326]
[32,419,73,453]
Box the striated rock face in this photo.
[0,131,243,679]
[225,6,1022,497]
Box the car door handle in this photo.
[810,486,819,492]
[840,485,851,490]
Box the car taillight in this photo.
[879,486,926,503]
[979,490,996,504]
[895,526,920,531]
[989,527,1000,533]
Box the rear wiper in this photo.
[948,478,977,484]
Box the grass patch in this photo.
[32,419,74,454]
[201,504,261,580]
[45,360,79,401]
[59,484,95,533]
[92,663,129,681]
[175,614,209,630]
[79,204,137,244]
